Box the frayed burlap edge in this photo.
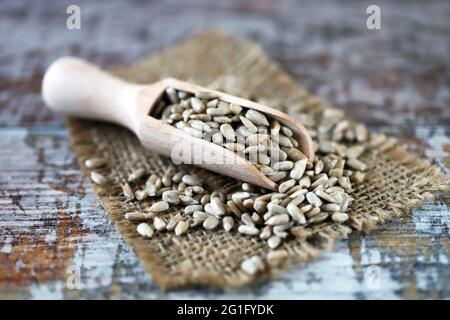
[66,31,449,289]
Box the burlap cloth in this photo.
[67,31,448,289]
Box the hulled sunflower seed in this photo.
[241,256,265,275]
[203,215,220,230]
[238,225,260,236]
[128,168,145,182]
[272,161,294,171]
[222,216,234,232]
[122,183,134,201]
[306,192,322,207]
[331,212,349,223]
[175,220,189,236]
[278,179,296,193]
[259,225,272,240]
[91,172,106,185]
[210,197,226,216]
[135,189,148,201]
[195,91,217,100]
[153,217,167,231]
[220,123,235,141]
[182,174,201,186]
[166,213,182,231]
[315,189,337,203]
[165,87,179,104]
[245,109,269,126]
[290,159,307,180]
[125,211,152,222]
[239,116,258,133]
[179,195,199,205]
[149,200,169,212]
[266,214,290,226]
[162,190,181,204]
[287,204,307,224]
[267,202,287,215]
[84,157,106,169]
[137,223,153,238]
[267,235,281,249]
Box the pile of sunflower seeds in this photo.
[83,85,395,275]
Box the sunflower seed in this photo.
[259,225,272,240]
[278,179,296,193]
[172,172,184,183]
[165,87,179,104]
[347,158,367,171]
[222,216,234,232]
[225,102,241,114]
[195,91,217,100]
[241,213,254,226]
[220,124,235,141]
[190,120,211,132]
[266,214,289,226]
[146,184,157,197]
[238,225,260,236]
[182,204,201,215]
[162,190,180,204]
[122,183,134,201]
[84,157,106,169]
[227,200,242,217]
[239,116,258,133]
[135,189,148,201]
[306,192,322,207]
[203,215,220,230]
[166,213,182,231]
[193,211,209,220]
[267,202,287,215]
[128,168,145,182]
[322,203,341,211]
[287,204,307,224]
[245,110,269,126]
[153,217,167,231]
[206,99,219,108]
[331,212,349,223]
[91,172,106,185]
[287,148,306,162]
[183,127,203,138]
[149,200,169,212]
[272,161,294,171]
[175,220,189,236]
[267,235,281,249]
[181,174,201,186]
[136,223,153,238]
[308,211,328,224]
[290,159,307,180]
[125,211,152,222]
[210,197,226,216]
[315,189,337,203]
[241,256,265,275]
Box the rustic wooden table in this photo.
[1,0,449,299]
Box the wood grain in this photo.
[0,0,448,299]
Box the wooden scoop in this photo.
[42,57,314,191]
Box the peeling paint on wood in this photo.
[0,0,448,299]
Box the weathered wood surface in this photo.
[0,0,448,299]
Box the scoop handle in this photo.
[42,56,142,131]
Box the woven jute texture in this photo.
[67,31,448,289]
